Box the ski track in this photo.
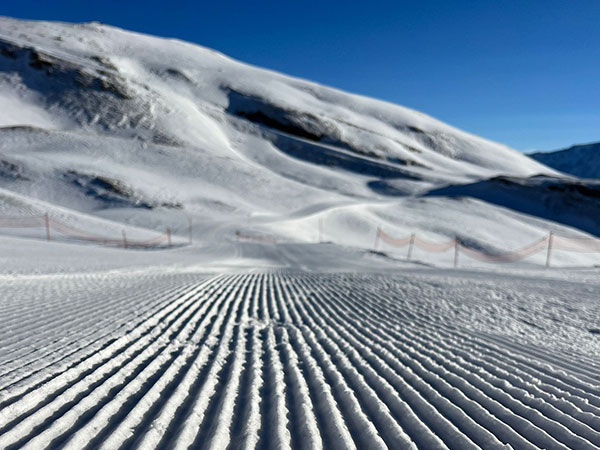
[0,272,599,449]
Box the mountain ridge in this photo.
[0,16,551,180]
[530,141,600,179]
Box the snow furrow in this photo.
[55,276,235,450]
[0,276,224,449]
[0,282,169,364]
[283,279,420,449]
[367,276,600,398]
[320,277,598,449]
[191,276,256,450]
[275,278,390,450]
[298,274,596,450]
[281,326,357,450]
[1,272,598,449]
[294,277,510,449]
[166,275,251,450]
[0,280,195,390]
[0,278,213,421]
[394,318,600,437]
[97,274,247,450]
[345,275,600,412]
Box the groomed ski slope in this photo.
[1,269,599,449]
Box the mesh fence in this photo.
[375,227,600,266]
[0,214,171,249]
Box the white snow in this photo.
[0,252,598,448]
[1,16,595,271]
[0,17,599,449]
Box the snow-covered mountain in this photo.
[530,142,600,179]
[1,16,598,267]
[0,16,549,187]
[429,175,600,237]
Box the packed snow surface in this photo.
[0,250,599,449]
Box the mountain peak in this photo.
[530,141,600,179]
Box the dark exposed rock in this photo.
[0,158,29,180]
[63,170,182,209]
[225,88,425,170]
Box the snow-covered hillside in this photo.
[429,175,600,237]
[0,16,599,268]
[0,17,548,180]
[531,142,600,179]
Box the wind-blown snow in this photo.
[0,16,550,179]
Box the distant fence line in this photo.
[235,230,278,244]
[2,213,600,266]
[0,213,177,249]
[375,227,600,267]
[233,224,600,267]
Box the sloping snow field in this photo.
[1,260,599,449]
[1,16,599,269]
[1,17,599,450]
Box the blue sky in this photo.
[2,1,599,152]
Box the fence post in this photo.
[167,228,172,248]
[44,213,50,241]
[454,238,459,268]
[407,233,415,260]
[546,231,554,267]
[122,230,128,249]
[188,217,193,245]
[374,228,380,251]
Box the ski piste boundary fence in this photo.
[375,227,600,267]
[2,213,599,266]
[235,225,600,267]
[234,230,278,244]
[0,213,178,249]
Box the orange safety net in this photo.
[376,228,412,247]
[552,234,600,252]
[0,215,46,228]
[414,236,456,253]
[0,213,170,248]
[51,218,169,248]
[235,230,277,244]
[459,235,549,263]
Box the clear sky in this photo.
[2,1,599,152]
